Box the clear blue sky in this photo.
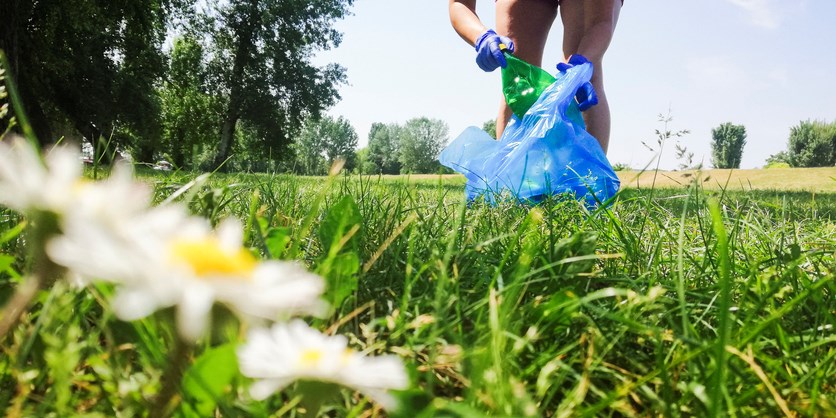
[313,0,836,170]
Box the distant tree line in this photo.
[709,119,834,169]
[355,117,450,175]
[281,115,451,176]
[0,0,354,172]
[767,120,836,168]
[291,115,358,175]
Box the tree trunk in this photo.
[133,133,157,165]
[75,120,110,165]
[210,0,258,171]
[17,75,53,145]
[214,105,239,170]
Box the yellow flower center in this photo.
[300,349,323,366]
[73,179,89,190]
[169,238,257,279]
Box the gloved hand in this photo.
[557,54,598,111]
[573,82,598,112]
[556,53,592,73]
[475,29,515,72]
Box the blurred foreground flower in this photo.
[48,214,328,341]
[0,137,158,338]
[0,137,83,213]
[237,319,409,410]
[0,137,152,224]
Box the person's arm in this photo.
[449,0,487,47]
[450,0,515,72]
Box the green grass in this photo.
[1,170,834,417]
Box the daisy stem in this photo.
[297,381,336,418]
[0,275,40,338]
[150,337,193,417]
[300,394,326,418]
[0,212,63,339]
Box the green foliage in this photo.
[611,162,630,171]
[482,119,497,139]
[765,150,790,168]
[711,122,747,169]
[197,0,354,170]
[318,195,362,255]
[355,147,378,175]
[787,119,836,167]
[365,118,450,175]
[159,36,225,170]
[1,0,356,170]
[398,117,449,174]
[322,116,359,171]
[366,123,403,174]
[0,0,178,160]
[292,115,358,175]
[40,286,86,414]
[317,196,362,308]
[180,343,239,417]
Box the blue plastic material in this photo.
[557,55,598,111]
[439,62,620,206]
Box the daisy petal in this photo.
[176,283,215,342]
[112,287,166,321]
[249,378,293,400]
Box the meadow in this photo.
[1,166,834,417]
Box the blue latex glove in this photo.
[556,54,592,72]
[475,29,515,72]
[557,54,598,111]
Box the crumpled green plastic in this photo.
[502,53,556,119]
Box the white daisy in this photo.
[0,137,153,236]
[1,137,327,340]
[237,320,409,410]
[47,212,328,341]
[0,137,82,213]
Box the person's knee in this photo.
[590,65,605,93]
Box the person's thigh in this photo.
[559,0,620,62]
[495,0,558,67]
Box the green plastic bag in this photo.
[502,53,556,119]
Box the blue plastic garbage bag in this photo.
[439,62,620,206]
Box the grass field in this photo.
[377,167,836,193]
[617,167,836,193]
[1,167,834,417]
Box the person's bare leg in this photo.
[494,0,557,139]
[560,0,620,152]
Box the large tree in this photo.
[366,123,402,174]
[0,0,180,161]
[710,122,747,169]
[321,116,358,171]
[399,117,448,174]
[197,0,353,170]
[159,36,223,169]
[787,120,836,168]
[292,115,357,175]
